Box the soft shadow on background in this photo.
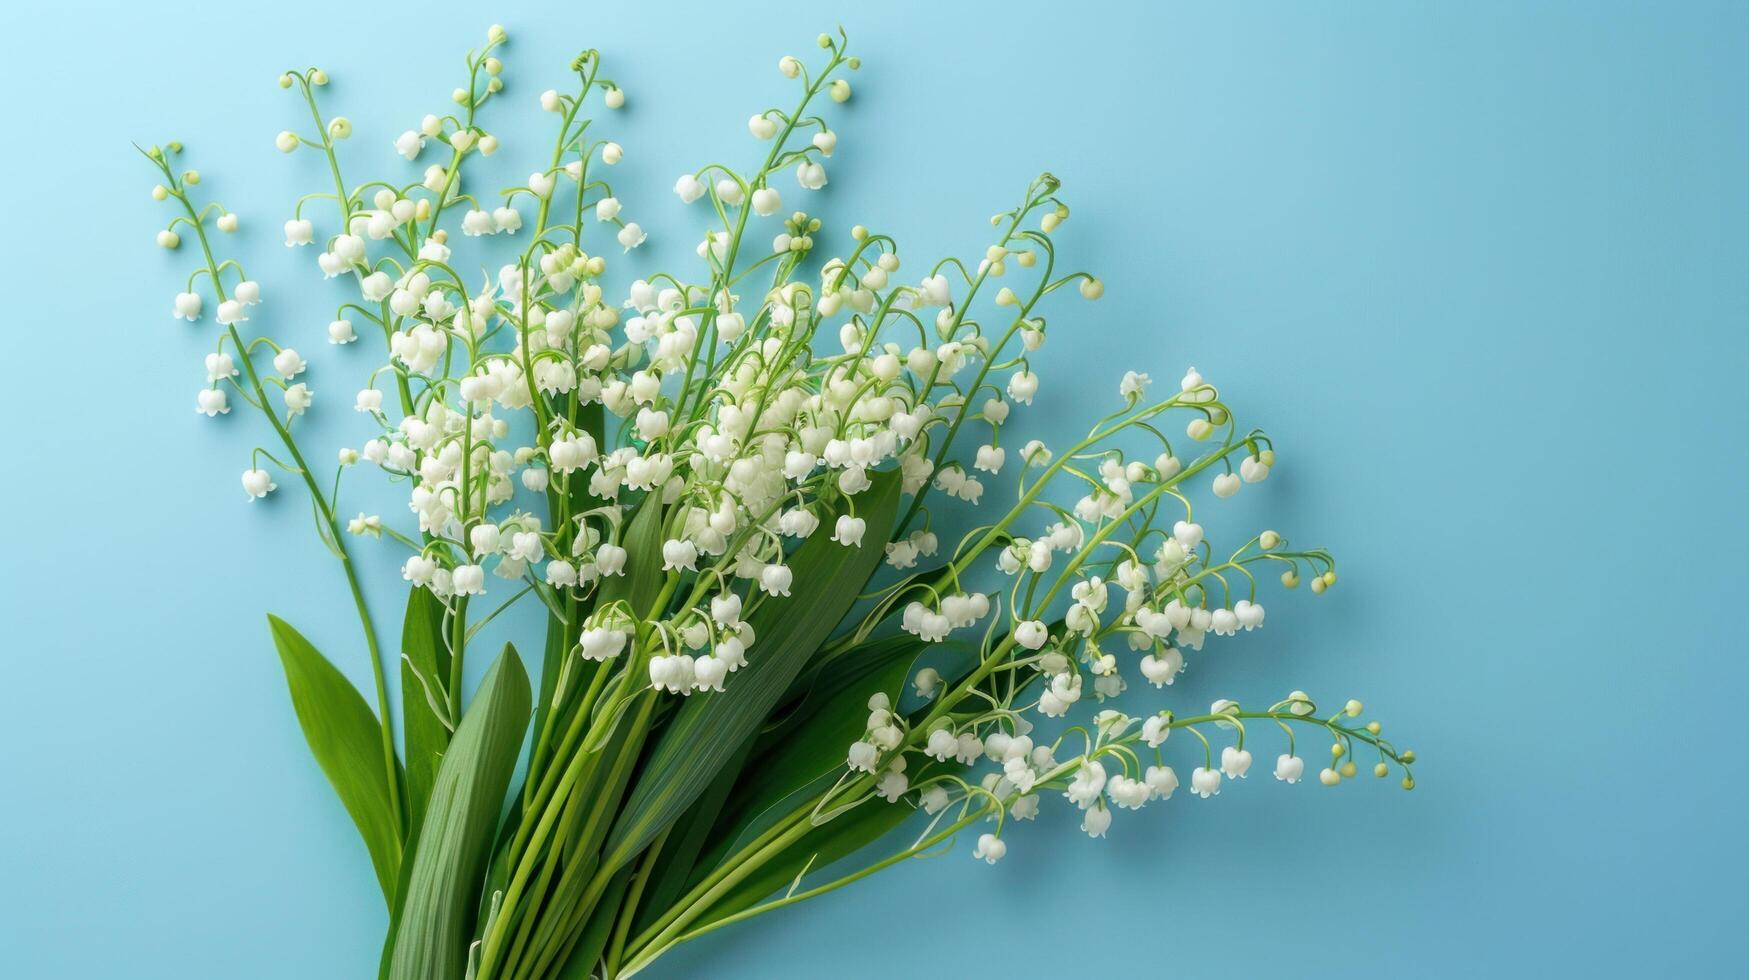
[2,1,1744,977]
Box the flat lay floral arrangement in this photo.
[142,24,1416,980]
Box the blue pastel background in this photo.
[4,1,1744,976]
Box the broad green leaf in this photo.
[691,767,960,932]
[627,738,755,936]
[526,607,580,808]
[531,609,571,769]
[492,692,653,980]
[536,398,606,783]
[529,394,606,738]
[686,634,933,880]
[268,614,403,903]
[560,400,607,525]
[400,587,452,840]
[387,645,531,980]
[758,634,941,784]
[599,469,903,876]
[596,494,666,618]
[555,867,632,980]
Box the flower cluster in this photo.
[145,25,1414,980]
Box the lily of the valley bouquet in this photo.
[142,25,1415,979]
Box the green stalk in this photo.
[623,707,1411,975]
[158,158,405,832]
[603,828,670,976]
[625,807,987,976]
[475,700,611,977]
[511,693,658,980]
[620,801,821,971]
[448,596,470,721]
[499,781,587,980]
[525,631,608,812]
[479,686,655,980]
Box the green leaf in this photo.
[682,634,928,881]
[596,494,667,619]
[691,782,948,931]
[627,738,756,936]
[387,644,531,980]
[400,587,452,840]
[555,867,633,980]
[529,608,572,780]
[599,469,904,876]
[560,400,607,525]
[268,614,403,903]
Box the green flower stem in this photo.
[535,61,595,235]
[510,692,659,980]
[629,806,989,975]
[448,595,469,721]
[500,660,616,919]
[624,708,1408,976]
[618,769,819,959]
[620,797,822,975]
[479,673,660,980]
[893,195,1039,535]
[291,74,417,419]
[488,81,604,706]
[603,826,670,977]
[293,77,353,229]
[524,640,610,810]
[670,47,841,427]
[477,684,617,978]
[809,407,1248,669]
[425,37,500,241]
[153,153,404,832]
